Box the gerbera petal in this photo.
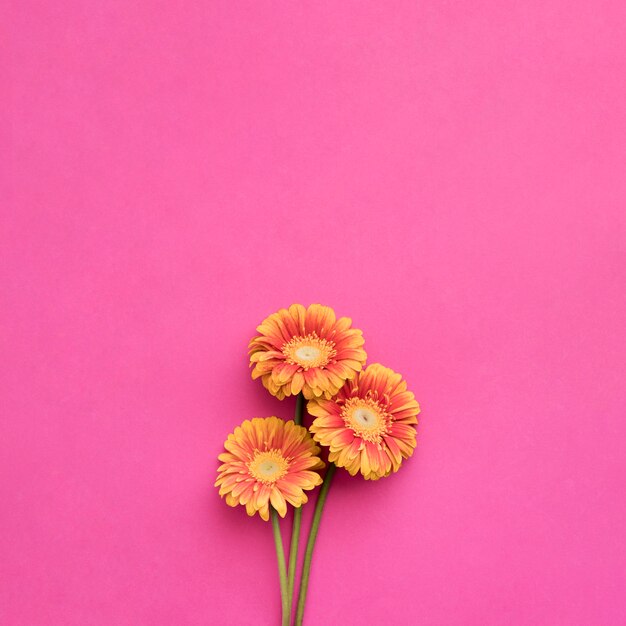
[290,371,305,395]
[269,488,288,518]
[273,362,300,384]
[330,429,354,449]
[288,303,307,335]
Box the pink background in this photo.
[2,2,626,625]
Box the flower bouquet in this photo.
[215,304,421,625]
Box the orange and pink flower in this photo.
[249,304,367,400]
[308,364,420,480]
[215,416,325,520]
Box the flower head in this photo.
[308,364,420,480]
[249,304,367,400]
[215,416,325,520]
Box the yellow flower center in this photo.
[282,332,337,370]
[341,396,391,443]
[247,449,289,484]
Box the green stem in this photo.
[287,393,305,620]
[295,463,336,626]
[288,507,302,621]
[294,392,304,427]
[271,507,290,626]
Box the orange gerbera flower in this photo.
[248,304,367,400]
[308,364,420,480]
[215,417,325,520]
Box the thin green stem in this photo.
[287,507,302,621]
[294,392,304,426]
[271,507,290,626]
[295,463,336,626]
[287,392,305,621]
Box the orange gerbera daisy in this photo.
[308,364,420,480]
[215,417,325,520]
[249,304,367,400]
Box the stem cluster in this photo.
[270,393,335,626]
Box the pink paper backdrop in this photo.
[2,2,626,625]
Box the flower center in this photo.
[282,332,337,370]
[247,449,289,484]
[341,397,391,443]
